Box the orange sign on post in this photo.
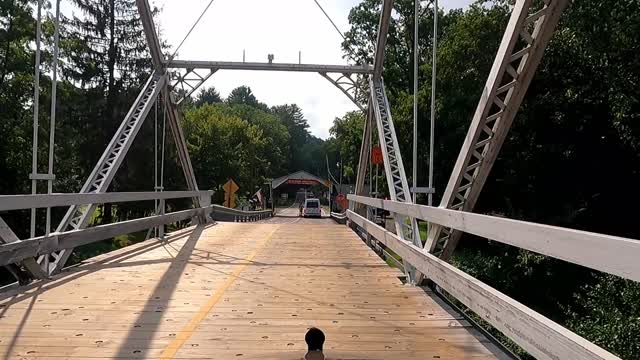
[223,179,239,208]
[336,193,348,211]
[372,145,383,165]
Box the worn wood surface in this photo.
[347,210,620,360]
[0,222,508,359]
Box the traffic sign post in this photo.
[223,179,239,208]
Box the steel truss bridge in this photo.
[0,0,637,359]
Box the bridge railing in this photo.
[347,194,636,360]
[0,191,273,277]
[329,211,347,224]
[0,191,214,269]
[210,204,272,222]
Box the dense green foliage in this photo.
[328,0,640,358]
[181,91,327,200]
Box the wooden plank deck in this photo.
[0,222,510,359]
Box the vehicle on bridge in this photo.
[302,198,322,218]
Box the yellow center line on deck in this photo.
[159,225,281,360]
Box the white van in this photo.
[302,198,321,218]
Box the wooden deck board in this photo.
[0,222,509,359]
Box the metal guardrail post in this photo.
[159,198,165,240]
[198,192,212,224]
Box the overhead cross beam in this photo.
[166,60,373,74]
[166,60,372,111]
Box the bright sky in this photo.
[151,0,473,138]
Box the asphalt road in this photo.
[259,204,335,224]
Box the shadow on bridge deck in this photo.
[0,222,510,359]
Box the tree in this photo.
[183,103,270,197]
[0,0,36,240]
[227,85,254,105]
[195,86,222,106]
[60,0,154,223]
[216,103,290,176]
[272,104,311,171]
[326,111,364,178]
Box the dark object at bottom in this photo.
[305,327,325,351]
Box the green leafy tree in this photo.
[60,0,155,223]
[0,0,37,240]
[326,111,364,177]
[271,104,311,171]
[195,86,222,106]
[183,103,270,199]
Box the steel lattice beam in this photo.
[369,78,421,282]
[137,0,202,216]
[166,60,373,74]
[163,83,201,198]
[42,72,165,274]
[136,0,163,70]
[319,72,367,111]
[353,99,373,203]
[169,68,217,105]
[424,0,570,259]
[373,0,393,81]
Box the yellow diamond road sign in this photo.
[223,179,239,194]
[223,179,239,208]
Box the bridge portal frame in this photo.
[6,0,378,279]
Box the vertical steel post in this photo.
[367,121,373,245]
[375,165,378,197]
[369,112,373,196]
[428,0,437,207]
[159,104,166,240]
[46,0,61,239]
[412,0,419,204]
[339,158,343,191]
[154,99,159,238]
[30,0,43,239]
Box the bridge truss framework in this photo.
[1,0,570,284]
[0,1,639,359]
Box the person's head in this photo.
[305,327,325,351]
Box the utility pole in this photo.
[412,0,419,204]
[337,159,343,193]
[30,0,43,239]
[428,0,438,206]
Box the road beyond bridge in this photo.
[0,223,509,359]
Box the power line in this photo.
[312,0,346,41]
[170,0,217,60]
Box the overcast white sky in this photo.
[151,0,472,139]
